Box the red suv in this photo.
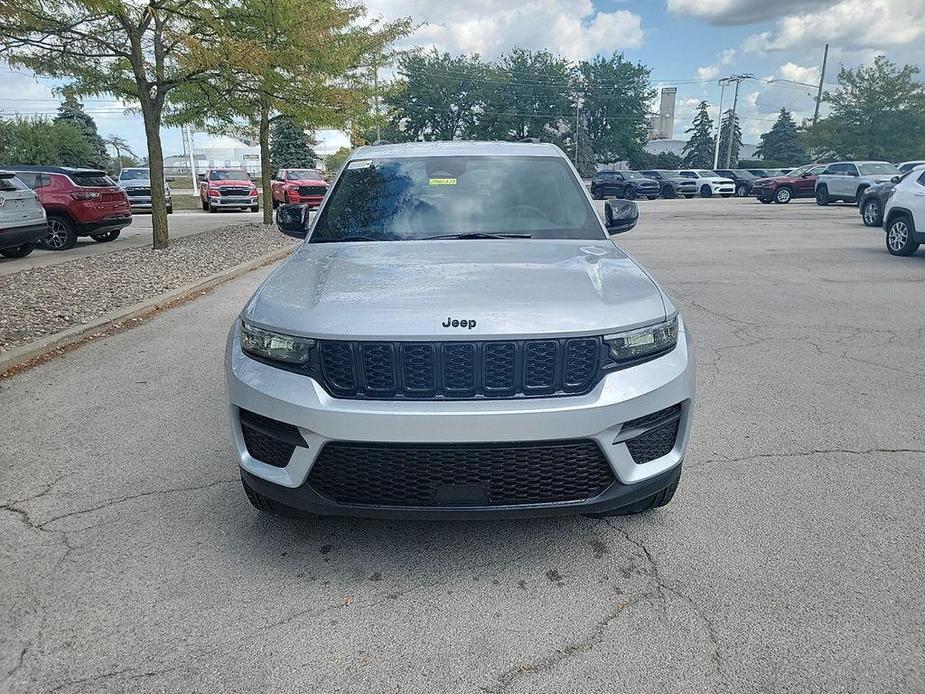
[751,164,828,204]
[270,168,328,209]
[9,166,132,250]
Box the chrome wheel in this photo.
[887,221,908,252]
[863,201,880,226]
[43,218,72,250]
[775,187,792,204]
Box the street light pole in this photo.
[812,43,829,128]
[712,79,728,170]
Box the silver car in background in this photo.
[0,170,47,258]
[226,141,695,520]
[117,167,172,214]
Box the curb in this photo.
[0,244,295,378]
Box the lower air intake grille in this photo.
[307,439,615,507]
[239,409,303,468]
[622,404,682,464]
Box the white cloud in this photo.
[742,0,925,52]
[667,0,830,25]
[365,0,644,60]
[696,65,719,80]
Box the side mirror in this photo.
[891,175,900,183]
[276,203,309,239]
[801,172,811,178]
[604,199,638,235]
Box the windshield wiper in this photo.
[312,235,379,243]
[425,232,532,240]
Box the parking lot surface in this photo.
[2,198,923,693]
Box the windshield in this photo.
[859,163,900,176]
[311,156,603,243]
[286,169,322,181]
[733,170,757,180]
[697,170,719,177]
[623,171,647,180]
[209,170,250,181]
[119,169,149,181]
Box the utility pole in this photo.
[812,43,829,127]
[372,62,381,142]
[712,79,728,170]
[723,73,753,169]
[185,125,197,196]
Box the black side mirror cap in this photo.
[604,199,638,235]
[891,175,900,183]
[276,203,309,238]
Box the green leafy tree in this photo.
[54,92,108,168]
[755,109,805,165]
[682,101,715,168]
[175,0,410,224]
[385,50,491,141]
[655,151,683,169]
[324,146,352,175]
[0,116,97,166]
[718,108,742,168]
[803,56,925,161]
[270,118,319,176]
[576,53,654,165]
[0,0,223,248]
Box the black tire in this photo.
[166,205,173,215]
[735,184,749,198]
[758,197,772,204]
[623,187,635,200]
[815,185,829,206]
[700,185,712,198]
[862,199,883,227]
[661,185,676,199]
[208,202,217,213]
[0,244,34,258]
[201,198,208,211]
[855,186,868,206]
[41,215,78,250]
[241,474,319,518]
[272,197,280,209]
[250,204,260,213]
[646,195,658,200]
[683,194,695,199]
[91,230,121,243]
[885,214,920,256]
[774,186,793,204]
[587,467,682,517]
[720,193,732,198]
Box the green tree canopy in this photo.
[718,108,742,168]
[803,56,925,161]
[54,92,108,169]
[270,118,319,175]
[324,146,352,175]
[755,109,805,165]
[0,116,97,166]
[682,101,715,168]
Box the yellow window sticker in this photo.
[429,177,457,186]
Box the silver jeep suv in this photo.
[226,141,695,519]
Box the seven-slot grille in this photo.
[297,185,327,196]
[317,337,601,400]
[219,186,251,197]
[125,187,151,197]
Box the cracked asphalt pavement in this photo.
[2,197,924,693]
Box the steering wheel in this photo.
[506,204,551,221]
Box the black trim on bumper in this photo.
[241,462,682,520]
[0,222,48,248]
[74,217,133,235]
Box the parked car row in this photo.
[591,169,737,200]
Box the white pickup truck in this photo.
[815,161,901,205]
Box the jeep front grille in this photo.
[316,337,602,400]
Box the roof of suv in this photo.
[4,164,107,175]
[350,140,563,159]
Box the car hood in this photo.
[629,178,659,186]
[210,179,252,186]
[242,239,668,340]
[285,179,328,186]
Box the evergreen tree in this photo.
[574,114,597,178]
[269,117,319,175]
[681,101,715,168]
[755,109,806,165]
[53,92,108,168]
[718,108,742,168]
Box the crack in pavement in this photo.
[3,643,29,688]
[701,447,925,466]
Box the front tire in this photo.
[735,184,749,197]
[700,185,712,198]
[41,215,78,251]
[623,187,635,200]
[683,194,695,199]
[91,230,121,243]
[166,204,173,215]
[774,187,793,204]
[661,185,676,199]
[208,202,217,213]
[250,204,260,213]
[886,215,920,256]
[862,199,882,227]
[0,244,34,258]
[816,185,829,206]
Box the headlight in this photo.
[605,317,678,363]
[240,321,314,364]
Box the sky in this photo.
[1,0,923,157]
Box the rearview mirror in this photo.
[604,199,638,235]
[276,203,309,239]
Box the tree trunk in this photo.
[140,97,169,249]
[259,106,272,226]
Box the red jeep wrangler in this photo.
[8,165,132,250]
[270,168,328,209]
[199,169,259,213]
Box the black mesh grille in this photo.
[239,409,303,467]
[219,186,251,196]
[314,337,602,400]
[622,404,683,464]
[298,185,327,195]
[623,404,682,431]
[126,187,151,196]
[307,439,615,507]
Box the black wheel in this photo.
[700,185,712,198]
[272,197,280,209]
[661,185,676,199]
[0,244,34,258]
[208,202,217,213]
[241,473,319,518]
[623,187,635,200]
[735,184,749,197]
[250,204,259,213]
[774,186,793,204]
[166,205,173,215]
[885,215,920,256]
[91,230,121,243]
[41,215,78,250]
[862,199,882,227]
[201,198,208,211]
[587,466,682,517]
[683,194,695,199]
[816,185,829,206]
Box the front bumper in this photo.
[710,183,735,194]
[127,195,171,209]
[211,196,258,207]
[225,318,696,518]
[285,195,325,207]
